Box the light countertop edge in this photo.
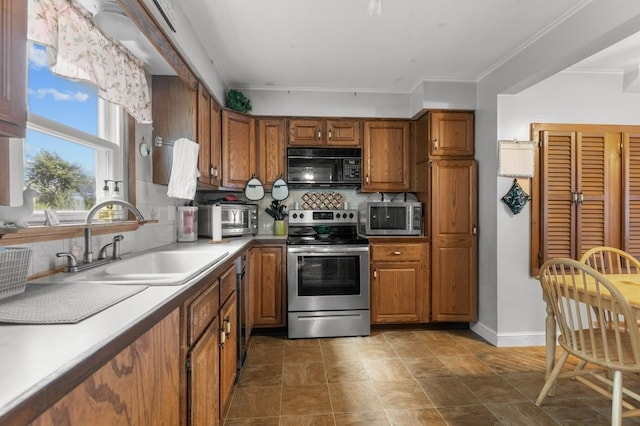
[0,236,272,422]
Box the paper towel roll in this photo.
[212,204,222,242]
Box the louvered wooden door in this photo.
[623,133,640,258]
[539,129,618,262]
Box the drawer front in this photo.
[188,281,220,345]
[371,243,422,262]
[220,264,237,305]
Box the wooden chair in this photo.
[537,258,640,425]
[580,246,640,275]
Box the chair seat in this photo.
[561,330,640,372]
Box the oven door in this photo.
[287,245,369,312]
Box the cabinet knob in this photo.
[317,129,322,140]
[366,175,369,184]
[210,165,218,178]
[373,270,377,278]
[328,129,332,140]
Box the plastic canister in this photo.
[177,206,198,242]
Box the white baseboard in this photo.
[471,321,546,347]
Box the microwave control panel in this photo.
[343,159,361,180]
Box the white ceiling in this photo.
[168,0,640,94]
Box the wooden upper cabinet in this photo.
[0,0,27,139]
[197,86,212,187]
[257,118,286,190]
[289,118,360,146]
[362,120,411,192]
[151,76,197,185]
[222,110,256,189]
[428,111,474,157]
[210,100,222,188]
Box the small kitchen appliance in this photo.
[287,209,370,338]
[198,203,258,238]
[359,200,422,236]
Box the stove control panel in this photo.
[289,209,358,225]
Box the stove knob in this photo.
[335,212,340,219]
[299,213,305,219]
[292,213,298,219]
[349,213,354,219]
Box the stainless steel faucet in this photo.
[84,200,145,264]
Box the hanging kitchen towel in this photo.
[167,137,200,200]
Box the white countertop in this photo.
[0,236,266,422]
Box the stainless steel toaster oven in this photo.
[198,203,257,237]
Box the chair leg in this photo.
[612,370,623,426]
[536,350,569,406]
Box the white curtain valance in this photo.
[27,0,152,124]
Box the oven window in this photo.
[369,206,407,230]
[297,255,360,296]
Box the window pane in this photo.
[24,129,97,211]
[27,43,99,136]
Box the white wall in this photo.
[493,71,640,345]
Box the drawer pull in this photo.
[224,317,231,335]
[393,251,402,255]
[220,329,226,347]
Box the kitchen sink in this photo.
[64,250,230,286]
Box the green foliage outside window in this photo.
[26,150,95,210]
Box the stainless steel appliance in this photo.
[198,203,257,237]
[287,209,370,338]
[287,147,361,188]
[358,201,422,236]
[236,253,248,372]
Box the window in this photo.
[25,42,126,223]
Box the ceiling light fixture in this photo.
[368,0,382,16]
[94,0,139,41]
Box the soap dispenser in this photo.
[112,180,125,221]
[96,180,113,222]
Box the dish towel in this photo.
[167,138,200,200]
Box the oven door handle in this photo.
[287,246,369,254]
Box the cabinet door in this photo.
[431,160,477,322]
[219,293,237,416]
[222,110,255,189]
[32,310,180,425]
[428,111,474,157]
[537,130,616,264]
[210,99,222,187]
[326,119,361,146]
[624,132,640,258]
[152,76,197,185]
[362,121,411,192]
[197,85,212,186]
[288,118,324,145]
[257,118,287,190]
[251,245,285,327]
[187,317,220,426]
[371,261,422,323]
[0,0,26,139]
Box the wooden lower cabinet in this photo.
[32,310,181,425]
[219,290,237,417]
[187,317,220,426]
[370,241,429,323]
[250,245,286,327]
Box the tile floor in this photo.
[223,328,640,425]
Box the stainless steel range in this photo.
[287,209,370,339]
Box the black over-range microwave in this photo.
[287,147,361,188]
